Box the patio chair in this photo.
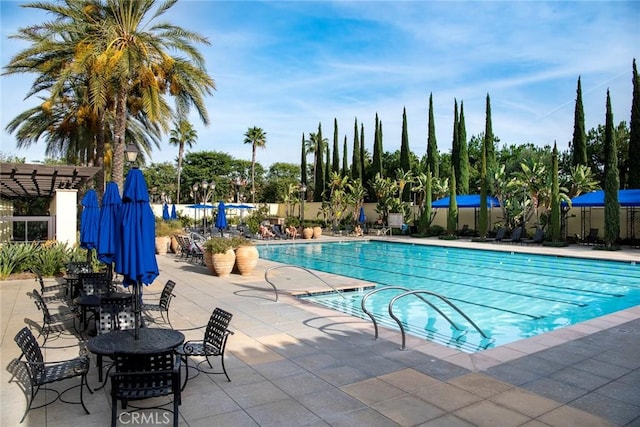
[66,261,93,274]
[142,280,176,328]
[272,224,289,239]
[484,227,506,242]
[95,297,136,384]
[12,327,91,423]
[579,228,599,245]
[79,272,112,296]
[110,350,181,427]
[175,307,234,390]
[502,227,522,244]
[31,268,69,301]
[174,235,192,259]
[28,289,80,343]
[522,228,544,245]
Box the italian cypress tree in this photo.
[378,121,384,175]
[479,95,491,237]
[372,114,383,180]
[604,89,620,247]
[332,118,340,174]
[427,93,439,178]
[342,136,349,177]
[458,101,469,194]
[447,167,458,235]
[360,123,365,183]
[629,59,640,188]
[325,142,331,197]
[451,99,459,190]
[301,133,307,186]
[485,94,496,173]
[314,123,325,202]
[550,142,561,241]
[418,165,433,234]
[400,107,411,201]
[352,118,361,180]
[572,76,588,167]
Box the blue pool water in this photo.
[258,241,640,352]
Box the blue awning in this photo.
[432,194,500,208]
[570,189,640,207]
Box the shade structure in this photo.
[225,203,254,210]
[115,168,159,339]
[162,204,170,220]
[215,201,227,236]
[569,189,640,207]
[170,204,177,220]
[432,194,501,208]
[358,206,365,223]
[97,182,122,266]
[80,189,99,251]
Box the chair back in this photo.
[14,327,45,383]
[204,308,233,349]
[80,272,111,296]
[111,350,179,396]
[98,296,135,335]
[159,280,176,310]
[67,261,92,274]
[30,289,54,326]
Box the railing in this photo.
[264,265,347,302]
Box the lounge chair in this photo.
[272,224,288,239]
[502,227,522,244]
[579,228,599,245]
[522,228,544,245]
[484,227,506,242]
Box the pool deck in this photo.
[1,235,639,426]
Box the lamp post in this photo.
[192,180,215,231]
[234,177,243,203]
[299,183,307,225]
[124,143,139,166]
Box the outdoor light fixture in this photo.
[125,143,139,163]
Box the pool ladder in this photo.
[361,286,494,351]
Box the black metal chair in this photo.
[79,272,112,296]
[142,280,176,328]
[28,289,80,343]
[110,350,181,427]
[31,268,69,301]
[175,307,233,390]
[95,297,136,383]
[12,327,91,423]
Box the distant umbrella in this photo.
[80,189,99,257]
[97,182,122,275]
[162,203,170,220]
[171,204,177,220]
[215,201,227,237]
[115,168,159,339]
[358,207,365,223]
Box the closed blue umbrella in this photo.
[162,203,170,220]
[358,206,365,223]
[115,168,159,339]
[170,204,177,220]
[80,189,99,257]
[97,182,122,273]
[215,201,227,237]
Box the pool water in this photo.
[258,241,640,352]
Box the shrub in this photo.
[0,242,36,280]
[33,240,73,276]
[203,237,234,254]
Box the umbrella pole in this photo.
[134,280,141,340]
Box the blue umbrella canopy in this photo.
[170,204,177,220]
[162,203,170,220]
[358,206,365,223]
[215,201,228,230]
[97,182,122,265]
[80,189,99,250]
[116,168,159,287]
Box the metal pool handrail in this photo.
[264,265,347,302]
[388,290,491,350]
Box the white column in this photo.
[51,189,78,246]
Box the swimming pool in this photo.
[258,241,640,352]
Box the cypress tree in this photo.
[451,99,459,190]
[550,142,561,241]
[301,133,307,186]
[485,94,496,173]
[479,95,491,237]
[352,118,361,180]
[378,121,384,175]
[314,123,325,202]
[629,59,640,188]
[360,123,366,183]
[458,101,469,194]
[604,89,620,246]
[447,167,458,235]
[400,107,411,201]
[332,118,340,174]
[325,143,331,196]
[342,135,349,177]
[427,93,439,178]
[372,114,383,179]
[572,76,587,167]
[418,165,433,234]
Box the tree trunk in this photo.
[111,86,128,193]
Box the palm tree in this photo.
[169,120,197,204]
[243,126,267,203]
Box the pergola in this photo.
[0,162,100,199]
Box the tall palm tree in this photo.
[169,120,197,204]
[243,126,267,203]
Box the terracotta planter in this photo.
[155,236,170,255]
[302,227,313,239]
[235,246,259,276]
[170,235,180,253]
[212,249,236,277]
[203,251,215,274]
[313,226,323,239]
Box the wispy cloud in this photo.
[1,0,637,166]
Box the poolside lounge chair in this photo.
[502,227,522,244]
[579,228,599,245]
[522,228,544,245]
[272,224,288,239]
[484,227,506,242]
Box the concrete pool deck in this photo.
[1,235,638,426]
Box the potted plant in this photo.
[203,238,236,277]
[230,237,259,276]
[155,220,182,255]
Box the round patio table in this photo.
[87,328,185,356]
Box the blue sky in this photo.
[1,0,638,168]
